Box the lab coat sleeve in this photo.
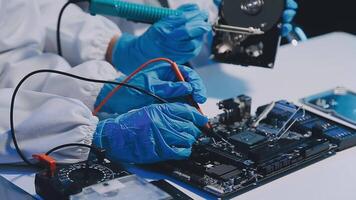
[0,0,45,53]
[0,47,121,111]
[41,60,122,111]
[36,0,121,66]
[0,88,99,164]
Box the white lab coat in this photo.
[0,0,122,163]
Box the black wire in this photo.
[57,1,71,56]
[57,0,89,56]
[45,143,97,156]
[10,69,168,166]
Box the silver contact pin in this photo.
[213,23,265,35]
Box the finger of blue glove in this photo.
[178,65,207,104]
[149,81,193,99]
[281,23,293,37]
[177,3,200,12]
[159,36,205,53]
[286,0,298,10]
[184,18,212,39]
[283,9,296,23]
[166,14,211,40]
[142,64,207,103]
[176,121,202,139]
[184,11,209,24]
[170,147,192,158]
[144,104,200,160]
[156,42,203,63]
[177,3,204,13]
[294,26,308,41]
[160,125,196,147]
[161,13,210,40]
[160,4,208,27]
[166,117,203,139]
[162,103,209,127]
[156,132,193,160]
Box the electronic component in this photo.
[35,150,174,200]
[301,87,356,125]
[206,164,236,177]
[150,180,193,200]
[216,95,251,124]
[312,122,356,150]
[150,96,356,199]
[229,131,266,152]
[212,0,285,68]
[70,175,171,200]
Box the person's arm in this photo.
[0,0,122,111]
[36,0,121,65]
[0,88,98,164]
[0,47,121,111]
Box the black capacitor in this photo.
[217,95,251,124]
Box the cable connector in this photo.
[33,154,57,177]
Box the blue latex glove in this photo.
[112,4,211,75]
[93,103,208,163]
[213,0,298,37]
[282,0,298,37]
[95,63,207,115]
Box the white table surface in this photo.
[1,32,356,200]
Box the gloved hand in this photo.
[111,4,211,75]
[93,103,208,163]
[282,0,298,37]
[213,0,298,37]
[95,63,207,115]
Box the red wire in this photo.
[93,58,178,115]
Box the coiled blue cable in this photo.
[90,0,182,24]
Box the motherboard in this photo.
[150,95,356,199]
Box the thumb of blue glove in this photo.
[93,103,209,164]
